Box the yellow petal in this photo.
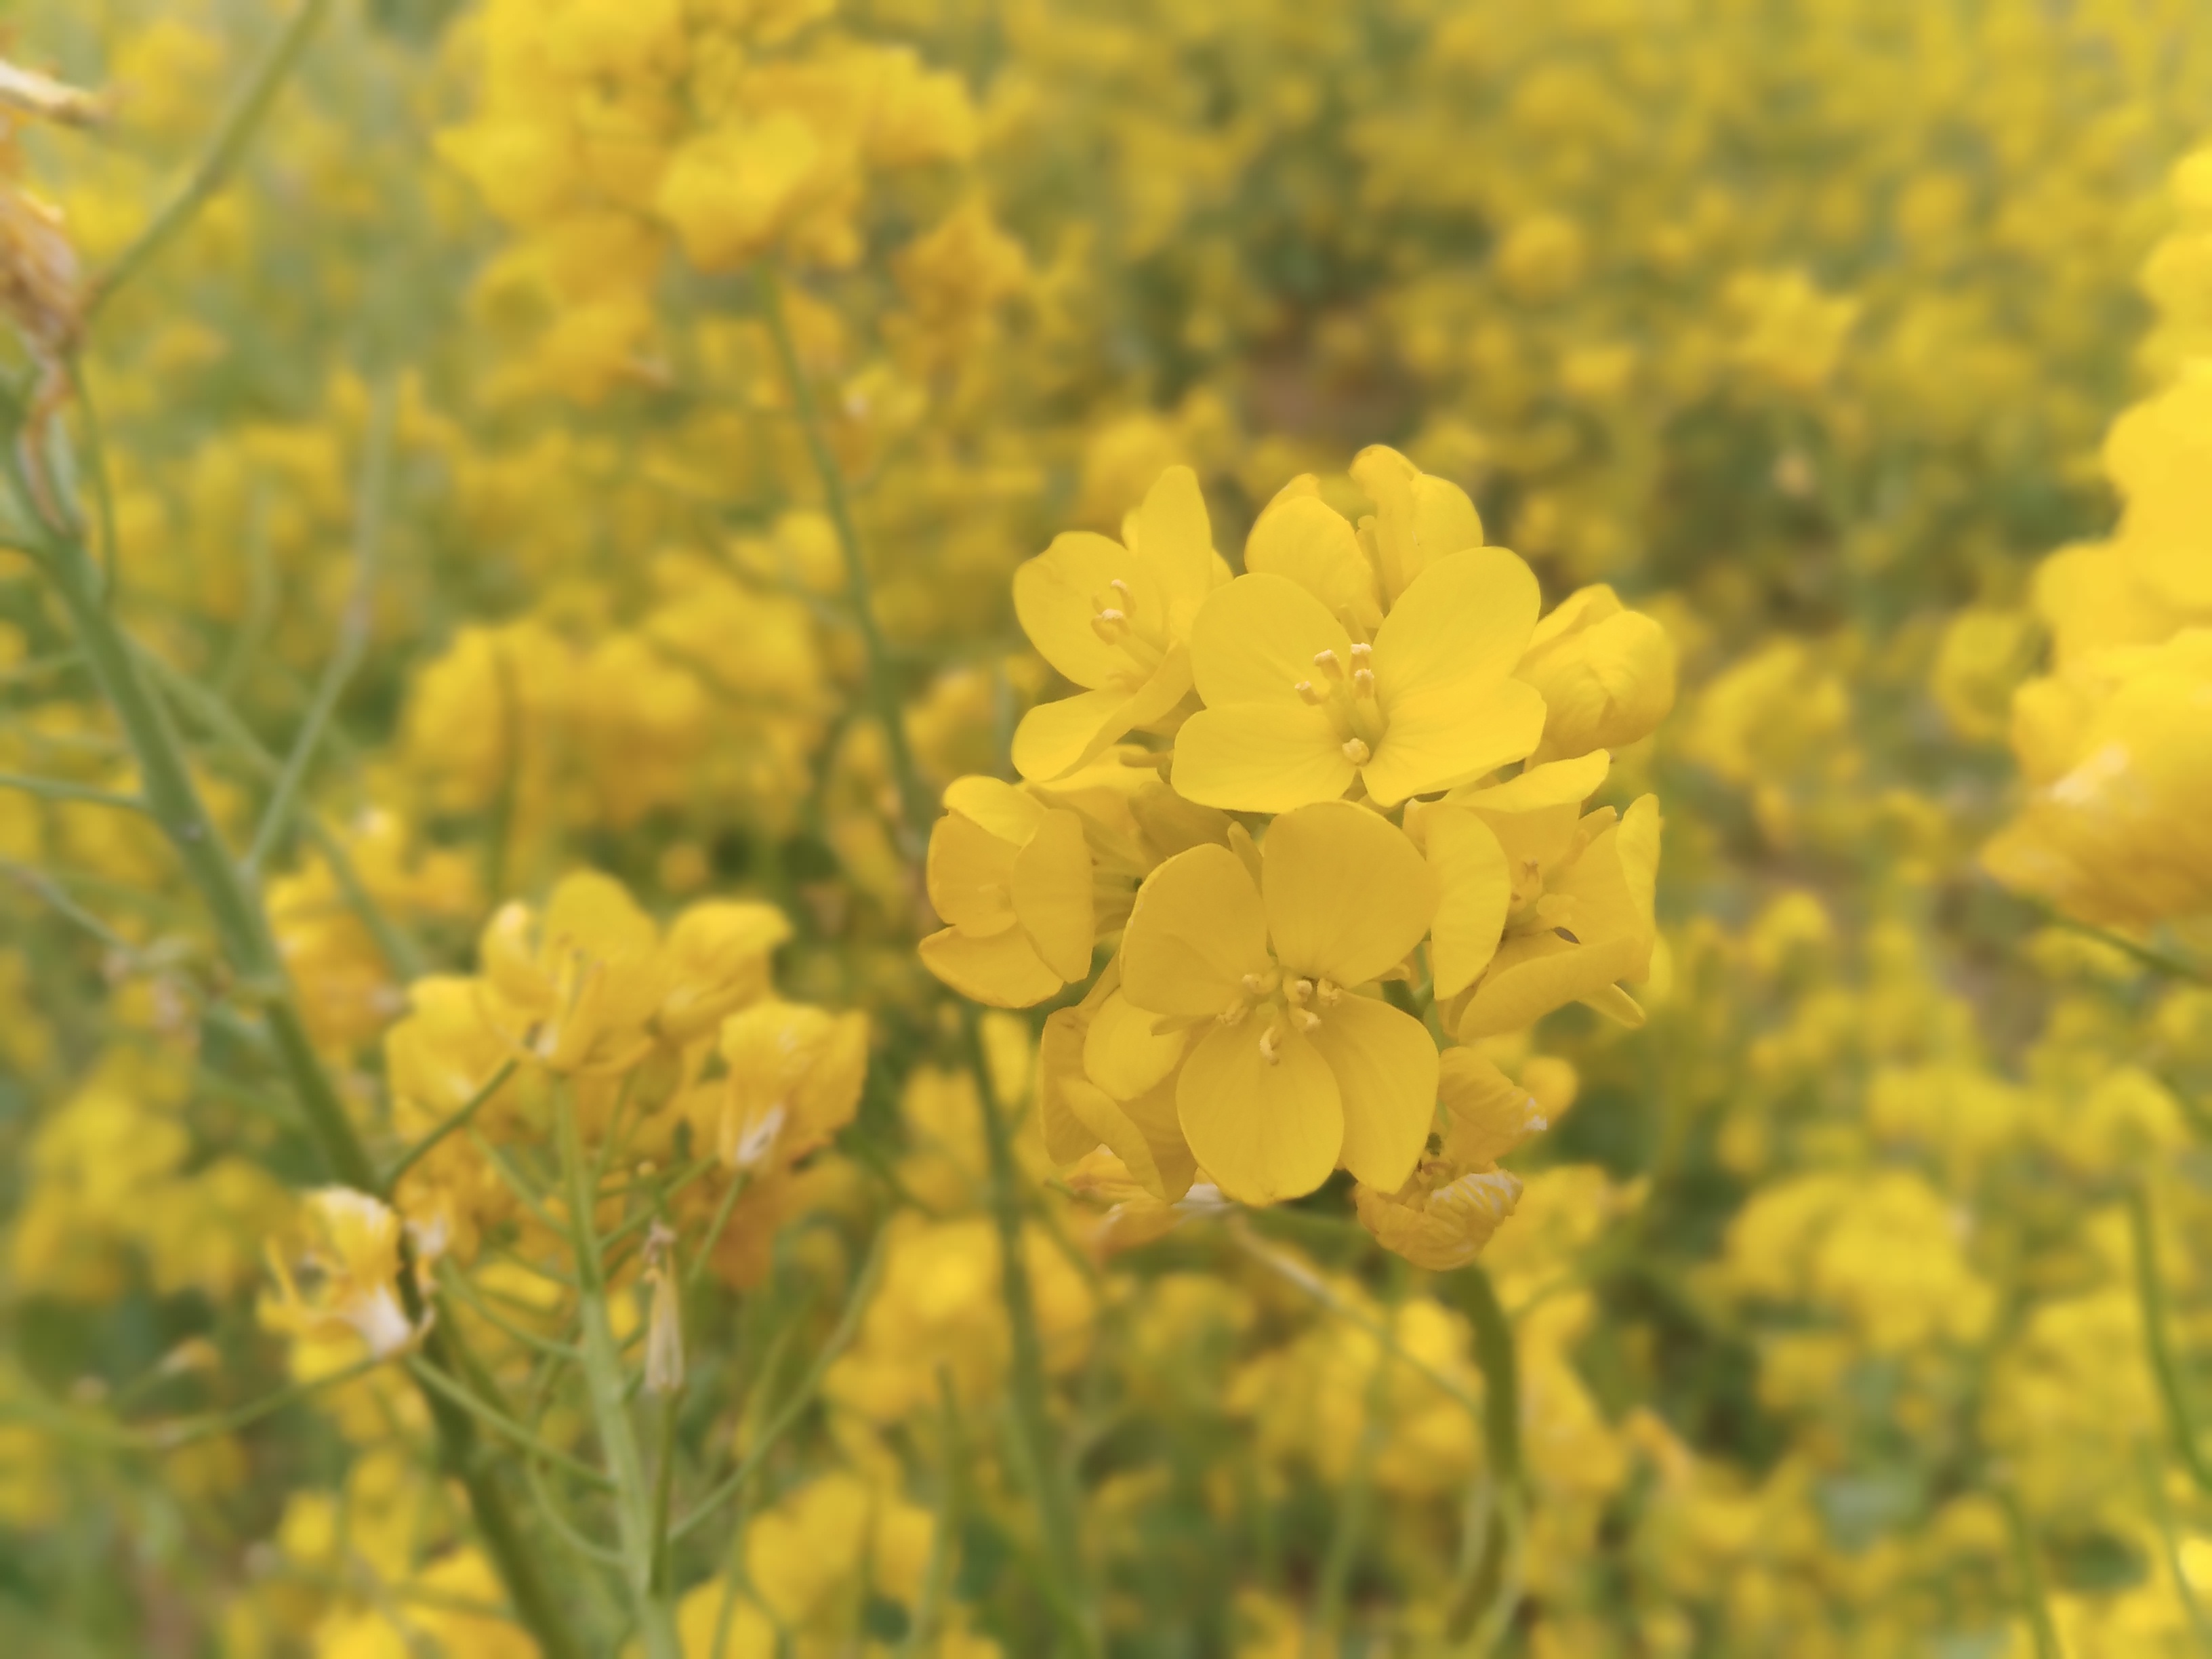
[1129,464,1218,633]
[1039,1008,1110,1164]
[1410,472,1484,564]
[1011,808,1095,981]
[1120,844,1270,1018]
[1437,1048,1547,1165]
[1372,548,1540,706]
[1261,800,1437,986]
[1244,494,1381,635]
[1172,701,1354,813]
[1177,1022,1343,1204]
[545,870,659,959]
[926,810,1019,932]
[1084,986,1190,1100]
[1427,807,1510,998]
[1307,994,1438,1192]
[1013,530,1143,689]
[1012,650,1190,782]
[943,775,1045,842]
[1069,1068,1193,1203]
[919,926,1063,1008]
[1364,676,1548,806]
[1189,572,1351,707]
[1453,931,1645,1038]
[1456,751,1612,815]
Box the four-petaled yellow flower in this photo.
[920,776,1096,1006]
[1011,466,1226,781]
[1116,801,1440,1204]
[1171,546,1547,812]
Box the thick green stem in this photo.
[965,1006,1098,1658]
[35,520,581,1659]
[558,1084,683,1659]
[2131,1183,2212,1495]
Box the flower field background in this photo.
[3,1,2212,1655]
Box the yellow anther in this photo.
[1351,666,1376,697]
[1291,1007,1322,1033]
[1241,968,1279,996]
[1257,1024,1283,1065]
[1286,977,1314,1005]
[1109,577,1132,606]
[1342,737,1372,765]
[1220,998,1250,1026]
[1348,641,1372,666]
[1314,979,1344,1007]
[1313,648,1344,680]
[1090,607,1129,643]
[1294,678,1326,705]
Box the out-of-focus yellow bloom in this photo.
[1984,628,2212,927]
[1353,1048,1547,1268]
[479,870,668,1073]
[261,1189,420,1360]
[713,997,867,1172]
[1011,465,1225,781]
[919,775,1095,1006]
[1115,800,1438,1204]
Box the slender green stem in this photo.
[60,356,117,600]
[0,772,145,812]
[91,0,335,315]
[2131,1184,2212,1495]
[558,1082,682,1659]
[435,1260,581,1361]
[687,1169,753,1292]
[2,1351,384,1451]
[1446,1265,1526,1645]
[402,1355,613,1491]
[964,1005,1098,1658]
[1311,1279,1399,1650]
[673,1228,888,1542]
[384,1059,518,1193]
[245,376,392,873]
[129,643,428,979]
[756,264,933,849]
[2139,1439,2212,1652]
[2001,1491,2063,1659]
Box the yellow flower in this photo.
[655,113,827,272]
[1115,801,1439,1204]
[1416,758,1662,1036]
[1984,628,2212,928]
[261,1189,420,1360]
[655,900,792,1042]
[1010,466,1225,781]
[1513,583,1678,760]
[1352,1048,1546,1269]
[714,998,869,1171]
[478,871,668,1073]
[1170,545,1547,813]
[919,775,1097,1006]
[1038,962,1195,1201]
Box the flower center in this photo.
[1219,959,1345,1064]
[1089,575,1166,674]
[1293,642,1385,765]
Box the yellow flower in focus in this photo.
[1116,801,1439,1204]
[1172,544,1546,813]
[1011,466,1225,781]
[261,1189,419,1360]
[1416,757,1662,1036]
[1353,1048,1545,1269]
[714,998,868,1172]
[919,776,1096,1006]
[1513,583,1678,760]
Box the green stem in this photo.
[2,1351,384,1451]
[2139,1439,2212,1652]
[403,1355,613,1492]
[2131,1184,2212,1495]
[0,772,146,812]
[28,511,580,1659]
[2001,1490,2063,1659]
[91,0,336,315]
[558,1082,682,1659]
[964,1005,1098,1658]
[1446,1265,1526,1645]
[1311,1279,1399,1650]
[756,264,933,849]
[383,1058,518,1193]
[672,1228,888,1542]
[245,376,392,874]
